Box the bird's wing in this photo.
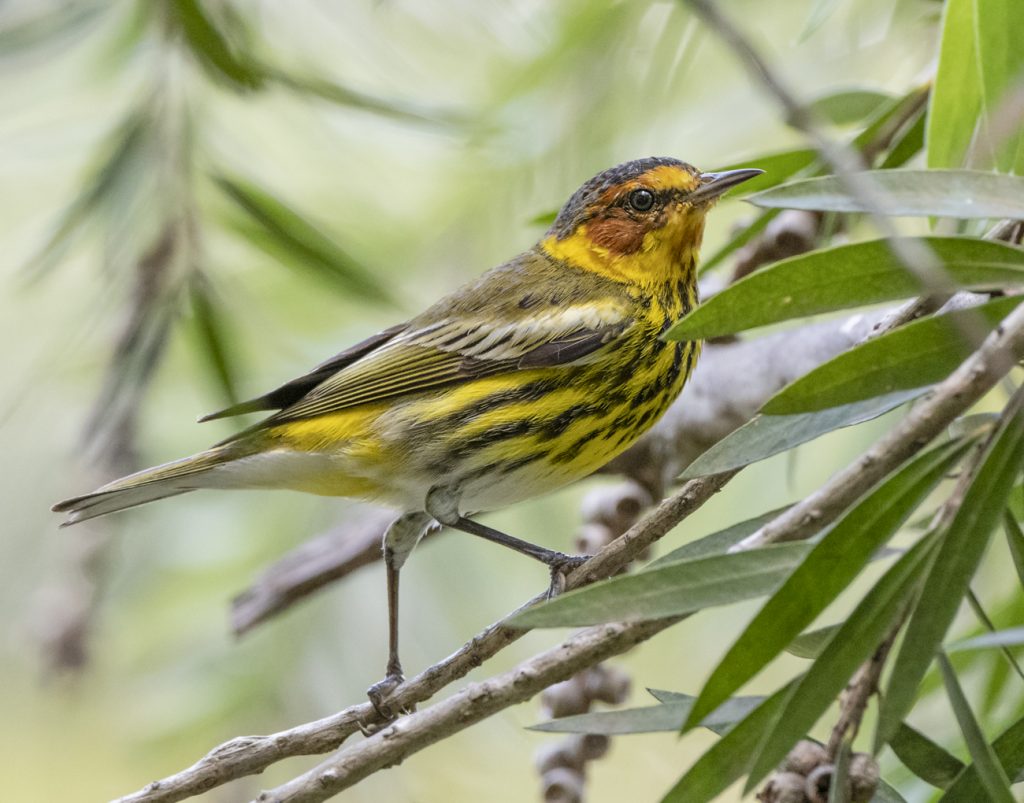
[267,302,632,423]
[199,323,409,421]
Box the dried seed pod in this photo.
[542,766,585,803]
[534,740,584,775]
[780,739,829,777]
[757,771,807,803]
[848,752,880,802]
[578,733,610,761]
[540,676,589,718]
[805,763,850,803]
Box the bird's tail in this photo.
[52,445,240,527]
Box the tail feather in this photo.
[53,448,231,526]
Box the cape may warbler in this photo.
[55,157,761,712]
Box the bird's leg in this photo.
[366,512,433,720]
[448,516,589,597]
[425,487,590,599]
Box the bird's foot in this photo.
[546,553,591,599]
[366,672,412,721]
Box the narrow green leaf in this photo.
[762,296,1024,414]
[681,389,924,479]
[809,89,892,127]
[510,544,810,628]
[890,722,966,788]
[877,394,1024,749]
[879,108,926,170]
[828,742,852,803]
[24,111,150,280]
[268,68,457,127]
[216,176,394,304]
[926,0,981,169]
[188,278,238,405]
[798,0,845,41]
[650,506,791,565]
[947,628,1024,653]
[529,695,763,735]
[787,625,842,659]
[937,653,1015,803]
[748,170,1024,220]
[871,780,909,803]
[1004,512,1024,590]
[940,712,1024,801]
[661,680,799,803]
[743,532,942,791]
[166,0,264,90]
[667,237,1024,341]
[683,439,968,734]
[972,0,1024,172]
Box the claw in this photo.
[546,553,590,599]
[366,672,405,720]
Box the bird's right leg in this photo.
[366,511,434,719]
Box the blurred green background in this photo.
[0,1,974,801]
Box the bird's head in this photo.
[542,157,762,289]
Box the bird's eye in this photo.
[627,188,655,212]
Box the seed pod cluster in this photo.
[757,740,880,803]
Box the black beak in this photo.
[689,168,764,203]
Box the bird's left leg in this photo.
[425,487,589,598]
[366,511,434,719]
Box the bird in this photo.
[54,157,762,715]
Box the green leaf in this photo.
[529,695,763,736]
[661,679,799,803]
[681,389,925,479]
[743,531,942,791]
[188,277,239,405]
[510,543,810,629]
[926,0,981,170]
[216,176,394,304]
[267,68,458,127]
[748,170,1024,219]
[937,653,1015,803]
[809,89,892,127]
[798,0,845,41]
[972,0,1024,173]
[667,237,1024,341]
[23,111,151,280]
[890,722,966,789]
[947,628,1024,653]
[650,506,791,565]
[682,438,969,734]
[166,0,264,90]
[940,712,1024,801]
[877,394,1024,749]
[879,107,927,170]
[762,296,1024,414]
[871,780,909,803]
[1004,512,1024,591]
[786,625,842,660]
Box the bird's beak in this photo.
[688,168,764,204]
